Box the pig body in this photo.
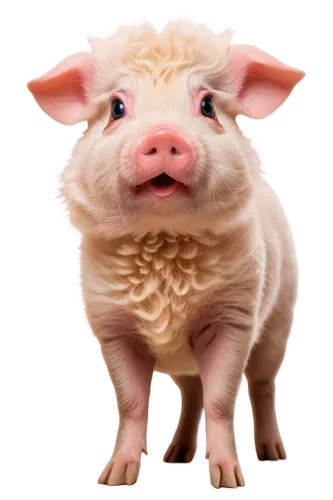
[28,21,304,489]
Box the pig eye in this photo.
[201,95,215,119]
[111,99,125,120]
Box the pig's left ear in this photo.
[27,52,96,125]
[228,45,305,119]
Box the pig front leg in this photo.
[97,335,155,486]
[192,304,254,489]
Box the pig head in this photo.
[28,22,304,237]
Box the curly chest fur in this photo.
[83,231,247,356]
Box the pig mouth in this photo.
[151,173,175,187]
[134,173,190,198]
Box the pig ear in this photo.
[228,45,305,119]
[27,52,96,125]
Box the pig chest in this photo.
[86,232,229,373]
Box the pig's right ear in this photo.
[27,52,96,125]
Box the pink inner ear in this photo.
[229,45,305,119]
[27,52,95,125]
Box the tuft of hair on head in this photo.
[88,21,234,93]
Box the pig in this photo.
[27,21,305,489]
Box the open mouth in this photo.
[135,173,188,198]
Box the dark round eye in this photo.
[111,99,125,120]
[201,95,215,118]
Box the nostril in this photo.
[146,147,157,156]
[143,146,182,156]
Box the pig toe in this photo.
[163,442,196,463]
[256,442,288,463]
[104,461,139,486]
[209,462,245,489]
[162,429,202,464]
[98,457,140,486]
[257,441,287,461]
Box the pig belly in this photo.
[154,341,199,375]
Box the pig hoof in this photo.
[257,441,287,461]
[98,457,140,486]
[162,429,202,464]
[209,462,245,489]
[163,442,196,463]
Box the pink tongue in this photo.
[146,180,179,198]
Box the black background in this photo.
[20,7,316,498]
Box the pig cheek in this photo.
[88,124,137,210]
[207,144,249,203]
[83,145,119,206]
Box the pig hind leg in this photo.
[245,307,293,461]
[163,375,203,463]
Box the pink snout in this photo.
[135,126,195,184]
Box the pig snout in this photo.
[134,126,195,185]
